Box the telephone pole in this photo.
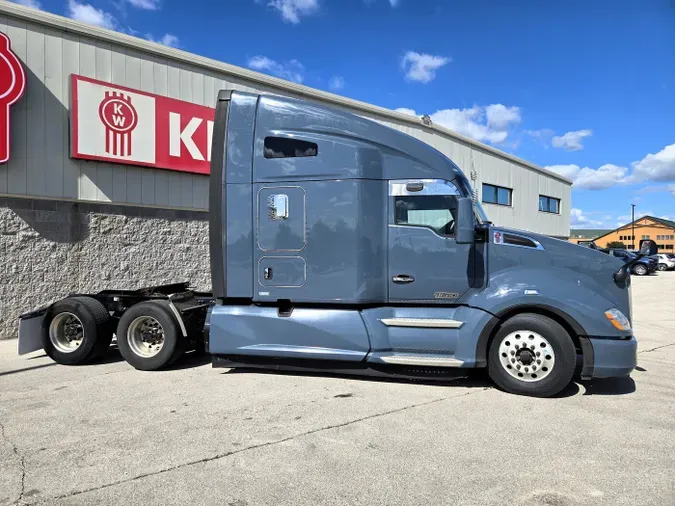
[631,204,636,250]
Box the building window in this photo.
[482,184,512,206]
[538,195,560,214]
[264,137,318,159]
[666,245,674,250]
[642,234,650,240]
[394,195,457,237]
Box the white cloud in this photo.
[485,104,521,130]
[551,129,592,151]
[631,142,675,182]
[68,0,117,29]
[248,56,305,83]
[546,163,628,190]
[328,75,345,91]
[394,104,520,144]
[11,0,42,9]
[570,208,604,228]
[430,105,520,144]
[127,0,160,9]
[546,141,675,191]
[146,33,179,47]
[264,0,319,23]
[401,51,450,83]
[395,107,418,116]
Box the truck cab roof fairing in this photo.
[251,93,466,184]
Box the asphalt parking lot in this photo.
[1,273,674,506]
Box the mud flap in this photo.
[18,308,49,355]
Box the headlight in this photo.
[605,308,632,331]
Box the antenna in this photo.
[461,98,478,203]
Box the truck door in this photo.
[388,179,473,303]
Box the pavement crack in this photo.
[0,420,26,506]
[639,342,675,354]
[48,386,490,502]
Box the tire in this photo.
[42,296,112,365]
[487,313,576,398]
[116,301,184,371]
[632,264,648,276]
[657,264,667,271]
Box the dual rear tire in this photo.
[42,297,113,365]
[42,298,186,371]
[115,301,186,371]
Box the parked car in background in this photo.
[655,254,675,271]
[603,249,657,275]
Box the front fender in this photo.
[466,267,632,339]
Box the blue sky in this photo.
[12,0,675,229]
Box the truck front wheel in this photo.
[116,301,184,371]
[487,313,576,398]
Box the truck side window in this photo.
[394,195,457,237]
[264,137,318,159]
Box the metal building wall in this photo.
[0,4,571,237]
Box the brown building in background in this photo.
[586,216,675,251]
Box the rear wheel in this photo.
[632,264,648,276]
[116,301,184,370]
[657,263,667,271]
[42,297,112,365]
[488,313,576,397]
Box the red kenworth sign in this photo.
[0,32,26,164]
[71,75,215,175]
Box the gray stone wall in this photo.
[0,197,210,340]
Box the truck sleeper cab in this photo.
[206,90,642,398]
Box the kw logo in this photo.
[98,91,138,156]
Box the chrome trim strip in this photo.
[379,354,464,367]
[389,179,460,197]
[495,231,545,251]
[380,318,464,329]
[240,344,364,357]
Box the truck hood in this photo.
[480,227,633,332]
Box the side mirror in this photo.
[456,197,476,244]
[639,239,658,256]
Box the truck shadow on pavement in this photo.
[220,368,635,398]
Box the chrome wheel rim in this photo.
[633,265,647,275]
[658,264,666,271]
[498,330,555,383]
[127,316,165,358]
[49,312,84,353]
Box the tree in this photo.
[606,241,627,249]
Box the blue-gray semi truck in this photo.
[18,90,655,397]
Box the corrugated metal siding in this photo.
[0,13,570,236]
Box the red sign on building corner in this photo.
[71,75,215,175]
[0,31,26,164]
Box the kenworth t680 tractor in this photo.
[19,90,652,397]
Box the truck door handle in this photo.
[392,275,415,284]
[264,267,272,280]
